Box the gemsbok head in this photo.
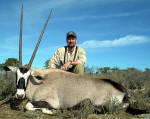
[4,5,52,99]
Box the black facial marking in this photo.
[17,78,25,89]
[19,68,29,74]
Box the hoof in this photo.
[42,108,53,114]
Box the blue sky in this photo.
[0,0,150,70]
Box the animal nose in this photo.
[16,89,25,99]
[16,94,25,99]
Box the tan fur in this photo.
[26,67,127,109]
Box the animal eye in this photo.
[35,76,43,80]
[19,68,29,73]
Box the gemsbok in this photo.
[4,6,129,114]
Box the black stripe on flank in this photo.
[32,101,52,109]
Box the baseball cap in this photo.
[66,31,77,38]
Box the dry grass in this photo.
[0,68,150,119]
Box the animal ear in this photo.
[30,71,44,80]
[31,70,37,77]
[3,66,18,72]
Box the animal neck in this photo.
[25,76,43,100]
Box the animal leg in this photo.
[111,94,125,104]
[46,96,60,109]
[25,102,53,114]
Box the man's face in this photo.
[67,36,77,48]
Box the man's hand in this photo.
[61,62,71,71]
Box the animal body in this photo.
[5,66,129,114]
[4,5,129,114]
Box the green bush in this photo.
[0,72,16,100]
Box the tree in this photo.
[145,68,150,72]
[44,59,49,69]
[0,58,18,72]
[0,63,4,72]
[84,65,95,74]
[4,58,19,67]
[96,67,104,74]
[104,67,110,73]
[44,59,61,69]
[111,67,119,72]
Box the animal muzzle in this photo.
[16,89,25,100]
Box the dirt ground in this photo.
[0,103,62,119]
[0,103,135,119]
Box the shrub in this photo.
[0,72,16,101]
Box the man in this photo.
[48,31,86,75]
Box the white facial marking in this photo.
[16,89,25,99]
[16,68,31,98]
[16,89,25,95]
[8,66,18,72]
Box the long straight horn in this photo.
[27,9,53,69]
[19,5,23,67]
